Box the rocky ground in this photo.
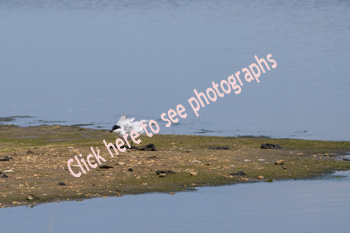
[1,124,350,208]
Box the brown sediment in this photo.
[0,124,350,208]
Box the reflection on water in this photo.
[1,0,350,140]
[1,171,349,233]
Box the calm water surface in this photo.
[1,0,350,140]
[1,170,350,233]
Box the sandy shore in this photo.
[0,125,349,208]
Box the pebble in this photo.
[169,192,175,195]
[260,143,282,149]
[190,172,197,176]
[258,176,264,179]
[240,178,249,181]
[230,171,247,176]
[99,165,113,169]
[58,182,66,185]
[190,160,201,164]
[275,160,284,165]
[26,194,39,201]
[2,170,14,173]
[181,150,193,153]
[117,162,126,166]
[159,173,166,177]
[208,146,229,150]
[258,159,265,162]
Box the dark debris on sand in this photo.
[230,171,247,176]
[260,143,282,149]
[208,146,230,150]
[156,170,176,175]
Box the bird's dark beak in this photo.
[109,130,113,133]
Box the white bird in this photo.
[109,112,147,147]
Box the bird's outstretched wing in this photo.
[117,112,135,124]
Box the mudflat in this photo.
[1,125,349,208]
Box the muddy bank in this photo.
[0,125,350,208]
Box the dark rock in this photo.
[138,143,157,151]
[99,165,114,169]
[27,150,34,154]
[58,182,66,185]
[343,157,350,161]
[147,156,157,160]
[230,171,247,176]
[111,144,138,149]
[208,146,230,150]
[156,170,176,175]
[260,143,282,149]
[111,143,156,151]
[1,174,9,178]
[128,168,133,172]
[0,157,10,161]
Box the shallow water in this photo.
[1,0,350,140]
[1,170,349,233]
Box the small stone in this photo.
[230,171,246,176]
[190,159,201,163]
[58,182,66,185]
[156,170,176,175]
[265,179,273,182]
[141,183,147,185]
[282,166,288,169]
[2,170,14,173]
[99,165,113,169]
[240,178,249,181]
[169,192,175,195]
[190,172,197,176]
[26,194,39,201]
[258,176,264,179]
[258,159,265,162]
[244,159,251,162]
[275,160,284,165]
[128,168,133,172]
[26,150,34,154]
[1,174,9,178]
[181,150,193,153]
[117,162,126,166]
[159,173,166,177]
[208,146,229,150]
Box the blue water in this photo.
[1,0,350,140]
[1,170,350,233]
